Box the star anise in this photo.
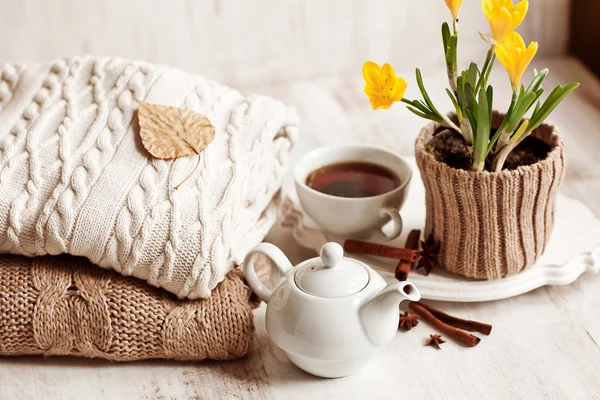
[399,312,419,331]
[426,334,446,350]
[417,234,441,275]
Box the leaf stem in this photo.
[476,45,496,93]
[441,115,461,132]
[447,18,459,94]
[460,118,473,144]
[493,123,530,172]
[472,160,485,172]
[174,153,201,190]
[493,142,513,173]
[447,69,458,94]
[494,90,519,151]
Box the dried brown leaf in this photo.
[137,101,216,189]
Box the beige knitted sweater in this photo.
[0,254,258,361]
[0,56,298,299]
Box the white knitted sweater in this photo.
[0,56,298,299]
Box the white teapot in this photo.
[243,242,420,378]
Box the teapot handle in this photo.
[243,243,293,302]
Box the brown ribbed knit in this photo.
[0,255,258,361]
[415,113,566,279]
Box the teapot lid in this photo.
[294,242,369,298]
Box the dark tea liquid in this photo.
[306,161,400,198]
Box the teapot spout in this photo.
[359,281,421,347]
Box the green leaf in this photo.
[466,108,478,136]
[519,83,525,99]
[447,36,458,68]
[510,119,530,145]
[486,86,493,116]
[464,82,477,110]
[529,82,580,131]
[545,85,566,103]
[512,91,537,124]
[529,85,564,121]
[442,22,450,50]
[526,68,549,93]
[533,100,541,115]
[530,89,545,113]
[415,68,442,118]
[408,99,432,114]
[473,88,492,165]
[460,69,469,86]
[406,106,442,122]
[495,93,517,135]
[534,88,545,98]
[501,87,543,135]
[467,63,480,87]
[442,23,458,69]
[456,76,467,109]
[481,53,496,91]
[446,89,462,122]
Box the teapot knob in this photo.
[320,242,344,268]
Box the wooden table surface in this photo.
[1,57,599,400]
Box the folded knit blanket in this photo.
[0,56,297,299]
[0,254,258,361]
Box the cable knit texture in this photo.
[0,254,257,361]
[415,112,565,279]
[0,56,298,299]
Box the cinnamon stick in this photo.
[395,230,421,281]
[343,240,419,261]
[412,302,492,335]
[409,302,484,347]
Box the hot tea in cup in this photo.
[306,161,401,198]
[294,145,411,240]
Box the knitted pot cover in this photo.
[415,113,566,279]
[0,254,258,361]
[0,56,298,299]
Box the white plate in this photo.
[281,158,600,302]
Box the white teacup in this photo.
[294,145,412,240]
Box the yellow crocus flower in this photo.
[362,62,407,110]
[482,0,529,43]
[495,31,538,91]
[445,0,464,20]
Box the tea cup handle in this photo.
[243,243,293,302]
[375,206,403,240]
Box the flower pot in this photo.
[414,112,566,279]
